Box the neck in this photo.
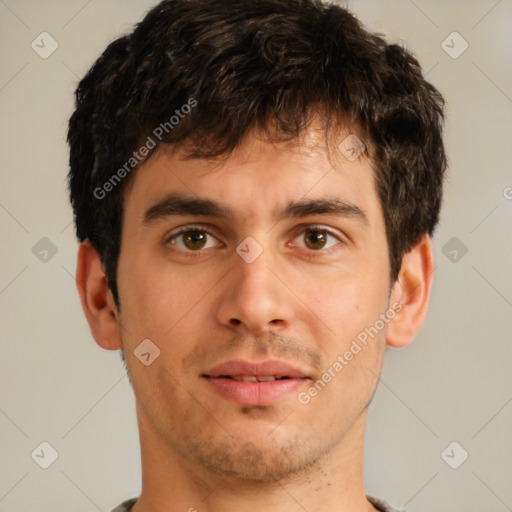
[131,404,376,512]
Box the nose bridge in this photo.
[217,239,294,333]
[234,243,278,305]
[234,232,275,284]
[238,250,274,292]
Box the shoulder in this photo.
[367,494,407,512]
[110,498,137,512]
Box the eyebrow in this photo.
[142,193,369,226]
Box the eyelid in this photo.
[163,222,346,252]
[295,223,345,240]
[164,224,221,246]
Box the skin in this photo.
[77,122,434,512]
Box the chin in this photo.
[184,434,325,482]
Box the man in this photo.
[67,0,446,510]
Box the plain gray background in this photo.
[1,1,511,511]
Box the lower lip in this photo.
[204,377,309,406]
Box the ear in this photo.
[75,239,122,350]
[386,234,435,348]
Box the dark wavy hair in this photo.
[67,0,446,307]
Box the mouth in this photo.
[202,360,311,406]
[217,375,294,382]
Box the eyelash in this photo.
[164,224,344,256]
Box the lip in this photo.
[202,359,311,406]
[205,359,310,379]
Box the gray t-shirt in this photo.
[111,495,406,511]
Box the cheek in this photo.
[310,278,389,406]
[307,271,389,342]
[306,272,391,400]
[117,256,227,368]
[118,268,205,394]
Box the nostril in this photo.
[230,318,241,326]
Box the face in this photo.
[115,126,399,481]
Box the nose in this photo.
[215,247,297,336]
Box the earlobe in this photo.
[386,235,435,348]
[76,240,123,351]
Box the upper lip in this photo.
[203,359,311,379]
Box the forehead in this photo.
[122,126,382,228]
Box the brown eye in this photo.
[167,228,219,251]
[291,226,342,253]
[304,229,328,250]
[182,230,208,250]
